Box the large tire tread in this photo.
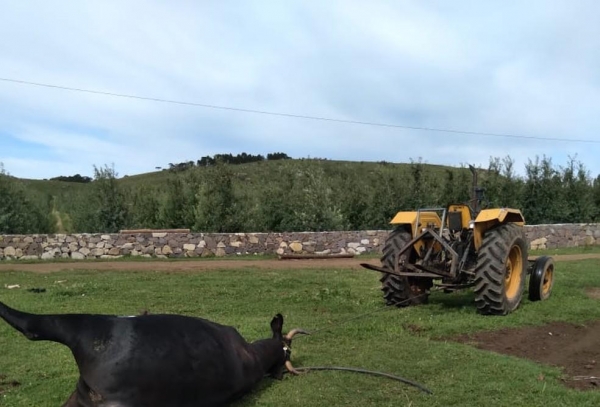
[473,223,527,315]
[380,226,429,307]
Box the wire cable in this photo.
[1,77,598,144]
[287,366,433,395]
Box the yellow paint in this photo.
[542,264,554,295]
[505,243,524,300]
[390,211,442,231]
[390,206,527,255]
[390,210,443,257]
[474,208,525,224]
[473,208,525,249]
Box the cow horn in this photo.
[285,360,302,375]
[285,328,310,340]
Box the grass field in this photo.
[1,258,600,406]
[529,245,600,256]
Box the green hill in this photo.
[3,155,600,234]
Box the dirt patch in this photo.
[0,253,598,274]
[0,374,21,395]
[450,320,600,390]
[585,287,600,300]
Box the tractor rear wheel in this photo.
[380,226,431,307]
[473,223,528,315]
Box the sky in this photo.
[1,0,600,180]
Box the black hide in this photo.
[0,302,292,407]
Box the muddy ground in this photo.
[450,319,600,391]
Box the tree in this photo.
[0,163,55,234]
[92,164,129,233]
[266,152,291,161]
[479,156,523,210]
[252,165,296,232]
[405,158,441,208]
[335,172,369,230]
[521,156,564,224]
[130,185,162,229]
[498,156,523,210]
[593,175,600,221]
[481,157,503,207]
[362,164,412,229]
[194,161,241,232]
[441,166,471,207]
[558,156,594,223]
[158,173,199,229]
[286,163,345,231]
[49,174,93,183]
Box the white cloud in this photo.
[0,0,599,180]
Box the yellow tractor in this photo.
[361,165,554,315]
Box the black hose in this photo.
[286,366,433,395]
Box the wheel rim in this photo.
[542,264,554,295]
[505,244,523,300]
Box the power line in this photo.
[1,76,598,144]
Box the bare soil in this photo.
[586,287,600,300]
[450,320,600,391]
[0,253,598,274]
[0,374,20,395]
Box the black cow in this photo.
[0,301,308,406]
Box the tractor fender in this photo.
[390,211,442,236]
[473,208,525,250]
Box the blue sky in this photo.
[1,0,599,180]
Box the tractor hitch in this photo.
[359,263,442,279]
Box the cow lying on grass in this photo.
[0,301,308,406]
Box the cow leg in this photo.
[61,377,99,407]
[61,389,79,407]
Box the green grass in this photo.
[1,259,599,406]
[530,245,600,256]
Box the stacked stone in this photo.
[0,230,389,260]
[1,225,599,261]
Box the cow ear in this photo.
[270,313,283,338]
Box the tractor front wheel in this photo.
[528,255,555,301]
[473,223,528,315]
[380,226,431,307]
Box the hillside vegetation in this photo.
[1,154,600,234]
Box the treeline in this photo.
[0,165,56,234]
[49,174,93,183]
[167,152,291,173]
[2,155,600,234]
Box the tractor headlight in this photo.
[469,220,475,229]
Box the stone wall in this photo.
[525,224,600,250]
[0,223,599,261]
[0,230,388,261]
